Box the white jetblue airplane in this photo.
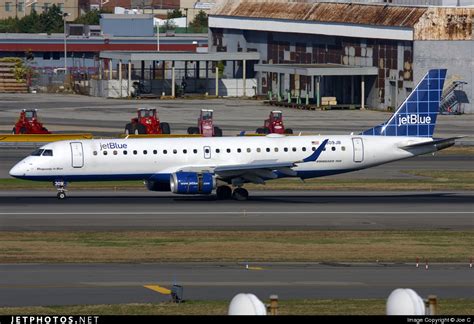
[9,69,460,200]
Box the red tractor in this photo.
[256,110,293,135]
[12,109,51,134]
[187,109,223,137]
[124,108,171,135]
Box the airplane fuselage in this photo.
[10,134,432,183]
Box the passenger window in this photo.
[183,149,187,154]
[143,150,148,155]
[274,148,279,152]
[193,149,198,154]
[323,148,326,151]
[103,151,108,155]
[257,148,261,153]
[124,151,128,155]
[331,147,336,151]
[205,148,210,154]
[312,147,316,151]
[292,147,297,152]
[113,150,118,155]
[266,148,270,152]
[302,147,307,152]
[93,151,98,156]
[42,149,53,156]
[341,146,346,151]
[216,149,220,153]
[284,147,288,152]
[237,148,241,153]
[227,148,231,153]
[153,150,157,154]
[133,150,137,155]
[31,149,44,156]
[173,149,177,154]
[247,148,251,153]
[163,150,168,154]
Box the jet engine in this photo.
[170,172,216,194]
[145,180,171,192]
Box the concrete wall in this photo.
[414,40,473,113]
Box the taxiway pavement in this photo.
[1,262,472,306]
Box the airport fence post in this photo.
[269,295,278,315]
[427,295,437,315]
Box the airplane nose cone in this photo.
[9,162,26,178]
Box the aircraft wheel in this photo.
[232,188,249,201]
[57,192,66,200]
[216,186,232,200]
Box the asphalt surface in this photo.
[1,262,472,306]
[0,191,472,231]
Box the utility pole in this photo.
[61,12,70,75]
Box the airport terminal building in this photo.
[208,1,473,113]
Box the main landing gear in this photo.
[216,186,249,201]
[54,180,68,200]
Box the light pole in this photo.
[61,12,69,75]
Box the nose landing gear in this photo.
[54,180,68,200]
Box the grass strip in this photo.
[0,299,472,315]
[0,231,471,263]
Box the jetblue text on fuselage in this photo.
[100,142,127,151]
[397,114,431,127]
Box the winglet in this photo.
[302,139,329,163]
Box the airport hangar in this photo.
[207,1,473,113]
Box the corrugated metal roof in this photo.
[211,1,428,28]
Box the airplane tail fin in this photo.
[361,69,447,138]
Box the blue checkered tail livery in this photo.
[361,69,447,138]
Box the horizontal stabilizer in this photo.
[400,136,464,151]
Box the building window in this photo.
[31,3,36,11]
[52,52,60,60]
[5,2,12,12]
[18,2,24,12]
[43,3,50,10]
[58,3,64,11]
[43,52,51,60]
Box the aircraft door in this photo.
[203,146,211,159]
[352,137,364,163]
[70,142,84,168]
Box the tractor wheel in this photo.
[124,123,134,135]
[136,124,147,135]
[188,127,199,135]
[216,186,232,200]
[213,127,223,137]
[12,127,16,134]
[263,127,270,135]
[284,128,294,135]
[232,188,249,201]
[19,127,27,134]
[256,128,264,134]
[160,122,171,135]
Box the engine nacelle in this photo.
[145,180,171,192]
[170,172,216,194]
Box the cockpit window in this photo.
[31,149,44,156]
[42,149,53,156]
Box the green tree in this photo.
[17,10,40,33]
[189,10,208,29]
[167,9,183,19]
[38,4,64,34]
[74,9,101,25]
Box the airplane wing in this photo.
[176,139,328,185]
